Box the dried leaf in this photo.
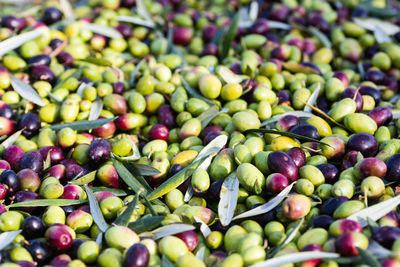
[1,129,23,149]
[232,182,295,221]
[250,252,339,267]
[84,186,108,232]
[218,171,239,226]
[304,83,320,113]
[193,216,212,238]
[8,199,87,207]
[309,27,331,49]
[82,24,122,39]
[353,17,400,35]
[116,15,155,28]
[152,224,195,240]
[347,194,400,227]
[0,230,22,251]
[49,117,115,131]
[261,111,314,127]
[0,30,41,57]
[69,171,96,186]
[10,75,45,107]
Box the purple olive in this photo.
[335,232,368,256]
[301,62,321,75]
[4,145,25,170]
[0,184,6,200]
[250,19,270,35]
[158,104,176,129]
[354,157,387,179]
[342,150,359,170]
[23,216,46,239]
[88,139,112,164]
[65,164,87,182]
[173,27,194,45]
[203,43,218,56]
[321,196,348,215]
[369,107,392,126]
[317,164,339,184]
[380,211,400,227]
[170,164,184,176]
[364,69,387,85]
[269,4,290,22]
[41,7,63,25]
[1,15,26,31]
[49,38,64,50]
[25,240,53,265]
[288,37,304,50]
[301,244,323,266]
[380,258,400,267]
[313,215,334,229]
[46,164,66,181]
[38,146,65,165]
[124,243,150,267]
[277,90,291,105]
[28,54,51,66]
[14,191,40,213]
[116,24,132,38]
[334,71,349,88]
[359,86,381,104]
[17,169,41,192]
[266,173,289,194]
[202,24,218,42]
[0,170,20,196]
[18,112,41,137]
[347,133,378,157]
[56,52,74,68]
[62,184,86,200]
[31,65,55,84]
[287,147,306,168]
[276,115,299,132]
[0,160,10,170]
[385,154,400,181]
[267,151,298,182]
[316,96,331,113]
[20,151,43,173]
[205,252,227,267]
[342,88,363,112]
[0,101,14,119]
[372,226,400,248]
[290,125,320,139]
[175,230,199,252]
[113,81,125,94]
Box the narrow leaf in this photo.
[218,171,239,226]
[357,248,381,267]
[185,155,214,202]
[76,82,91,97]
[89,187,128,196]
[129,163,160,176]
[95,232,103,246]
[182,79,214,106]
[304,83,320,112]
[49,117,115,131]
[89,98,103,121]
[79,58,112,67]
[303,103,347,129]
[136,0,153,24]
[250,252,339,267]
[1,129,23,148]
[248,1,259,22]
[368,241,392,258]
[309,27,331,49]
[347,194,400,227]
[152,224,195,240]
[166,26,173,54]
[194,216,212,238]
[374,26,391,43]
[84,186,108,232]
[129,59,145,87]
[216,66,244,84]
[69,171,96,186]
[196,246,206,261]
[184,185,194,202]
[353,17,400,35]
[268,217,304,258]
[244,129,332,147]
[261,111,314,127]
[359,2,399,18]
[267,20,291,30]
[116,15,155,28]
[123,162,154,193]
[82,24,122,39]
[0,230,22,251]
[43,150,52,170]
[162,255,175,267]
[196,134,228,161]
[114,190,141,226]
[233,182,295,221]
[198,106,229,129]
[143,195,158,216]
[282,62,318,74]
[112,158,147,194]
[54,68,83,91]
[128,215,164,234]
[358,62,365,80]
[10,75,45,107]
[221,12,240,59]
[0,30,41,57]
[8,199,87,207]
[60,0,74,18]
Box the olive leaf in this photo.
[84,186,108,232]
[267,20,291,30]
[128,215,164,234]
[194,216,212,238]
[112,158,147,195]
[78,58,112,67]
[69,171,97,186]
[216,66,245,84]
[88,98,103,121]
[268,217,304,258]
[392,109,400,119]
[373,26,391,44]
[368,241,392,258]
[358,62,365,79]
[251,252,339,267]
[76,82,91,97]
[43,150,52,170]
[146,135,228,201]
[304,83,320,113]
[0,230,22,251]
[123,162,154,193]
[10,75,45,107]
[353,17,400,35]
[128,163,160,176]
[116,15,155,28]
[309,27,331,49]
[261,111,314,127]
[238,2,258,28]
[129,59,145,87]
[357,248,381,267]
[347,194,400,227]
[221,11,240,59]
[181,79,214,106]
[95,232,103,246]
[218,171,239,226]
[0,30,42,57]
[53,68,83,91]
[244,129,332,147]
[282,62,319,74]
[196,246,206,261]
[198,105,229,129]
[161,255,175,267]
[49,117,116,131]
[143,195,158,216]
[232,182,295,220]
[60,0,74,18]
[114,190,141,226]
[89,187,128,196]
[152,224,195,240]
[136,0,154,26]
[1,129,23,149]
[303,103,347,129]
[359,1,400,18]
[82,24,122,39]
[8,199,87,208]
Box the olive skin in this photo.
[317,164,339,184]
[22,216,45,239]
[18,113,41,137]
[372,226,400,248]
[287,147,306,168]
[354,157,387,179]
[45,226,73,251]
[124,243,150,267]
[88,139,112,164]
[0,170,20,195]
[385,154,400,182]
[335,232,369,256]
[347,133,378,157]
[267,151,298,182]
[19,151,43,173]
[25,240,53,265]
[175,230,199,252]
[321,196,348,215]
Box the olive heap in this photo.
[1,0,400,266]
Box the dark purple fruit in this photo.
[0,184,6,200]
[342,150,359,170]
[62,184,86,200]
[250,18,270,34]
[17,169,41,192]
[4,145,25,170]
[148,124,169,141]
[313,215,334,229]
[364,69,387,85]
[25,240,52,265]
[276,115,299,132]
[290,125,320,139]
[23,216,46,239]
[20,151,43,173]
[113,81,125,94]
[0,101,13,119]
[39,146,65,165]
[28,54,51,66]
[335,232,368,256]
[347,133,378,157]
[321,196,348,215]
[342,88,363,112]
[0,169,20,195]
[18,112,41,137]
[49,38,63,50]
[317,164,339,184]
[46,164,66,181]
[267,151,298,182]
[31,65,55,84]
[372,226,400,248]
[16,261,35,267]
[354,157,387,179]
[359,86,381,104]
[57,52,74,68]
[385,154,400,182]
[170,164,184,175]
[173,27,194,45]
[277,90,291,105]
[266,173,289,194]
[175,230,199,252]
[369,107,392,126]
[158,105,176,129]
[115,24,132,39]
[65,164,87,182]
[88,139,111,163]
[45,225,73,251]
[41,7,63,25]
[1,15,26,31]
[202,24,218,42]
[124,243,150,267]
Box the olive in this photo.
[369,107,392,126]
[290,125,320,139]
[287,147,306,168]
[38,146,65,165]
[342,88,363,112]
[175,230,199,252]
[4,145,25,170]
[45,225,73,251]
[372,226,400,248]
[267,151,298,182]
[0,169,20,195]
[321,196,348,216]
[276,115,300,132]
[31,65,55,84]
[20,151,43,173]
[386,154,400,181]
[317,164,339,184]
[335,232,369,256]
[313,215,335,229]
[25,240,53,265]
[22,216,45,239]
[18,113,41,137]
[359,86,381,104]
[41,7,63,25]
[1,15,25,31]
[57,52,74,68]
[88,139,112,164]
[0,101,14,119]
[347,133,378,157]
[124,243,150,267]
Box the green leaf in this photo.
[69,171,97,185]
[198,105,229,130]
[128,163,160,176]
[78,58,112,67]
[84,186,108,232]
[136,0,153,24]
[357,248,381,267]
[123,162,154,192]
[243,129,332,147]
[0,30,42,57]
[304,83,320,113]
[53,68,83,91]
[359,1,400,18]
[129,59,145,87]
[128,215,164,233]
[116,15,155,28]
[112,158,147,194]
[282,62,319,74]
[8,199,87,207]
[143,195,158,216]
[89,187,128,196]
[252,252,339,267]
[10,75,45,107]
[309,27,331,49]
[166,26,173,54]
[49,117,116,131]
[114,190,141,226]
[152,224,195,240]
[0,230,22,251]
[221,12,240,59]
[182,79,214,106]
